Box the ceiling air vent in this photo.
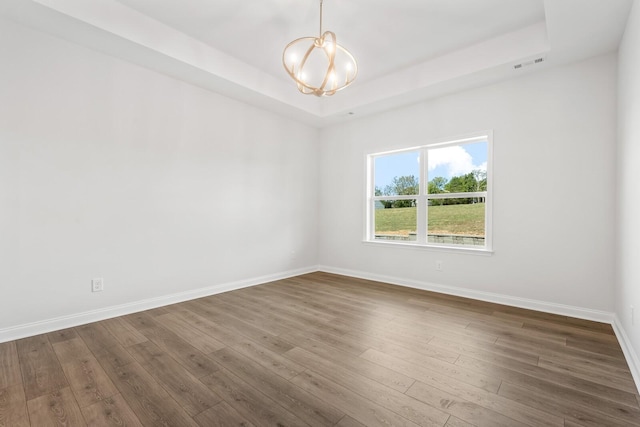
[513,57,545,70]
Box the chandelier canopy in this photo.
[282,0,357,97]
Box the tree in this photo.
[428,176,448,206]
[374,186,393,208]
[383,175,418,208]
[385,175,419,196]
[443,173,473,204]
[471,169,487,192]
[441,170,487,204]
[428,176,447,193]
[471,169,487,203]
[445,174,474,193]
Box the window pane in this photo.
[427,141,487,194]
[427,198,485,246]
[374,200,416,241]
[375,151,420,196]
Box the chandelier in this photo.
[282,0,357,97]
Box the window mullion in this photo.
[367,154,375,240]
[416,148,427,244]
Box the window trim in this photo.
[365,131,493,253]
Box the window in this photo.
[366,133,492,252]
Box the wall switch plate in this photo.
[92,278,104,292]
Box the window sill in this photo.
[362,239,494,256]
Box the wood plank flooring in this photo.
[1,271,638,426]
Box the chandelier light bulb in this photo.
[282,0,357,97]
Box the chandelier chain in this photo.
[319,0,324,37]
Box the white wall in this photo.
[319,54,618,315]
[616,0,640,366]
[0,13,624,341]
[0,18,319,334]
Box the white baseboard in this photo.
[0,265,319,344]
[612,315,640,394]
[317,265,615,323]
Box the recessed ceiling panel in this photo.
[115,0,545,82]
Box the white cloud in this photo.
[428,146,486,177]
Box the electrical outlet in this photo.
[436,261,443,272]
[92,278,104,292]
[632,305,635,326]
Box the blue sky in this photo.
[374,141,487,190]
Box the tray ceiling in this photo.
[0,0,633,127]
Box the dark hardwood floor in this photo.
[1,272,638,426]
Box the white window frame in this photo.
[365,132,493,254]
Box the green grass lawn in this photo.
[375,203,485,236]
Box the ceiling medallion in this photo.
[282,0,358,97]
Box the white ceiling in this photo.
[0,0,634,127]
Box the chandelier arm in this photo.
[319,31,337,92]
[338,44,358,85]
[300,43,316,69]
[297,42,317,91]
[282,38,322,94]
